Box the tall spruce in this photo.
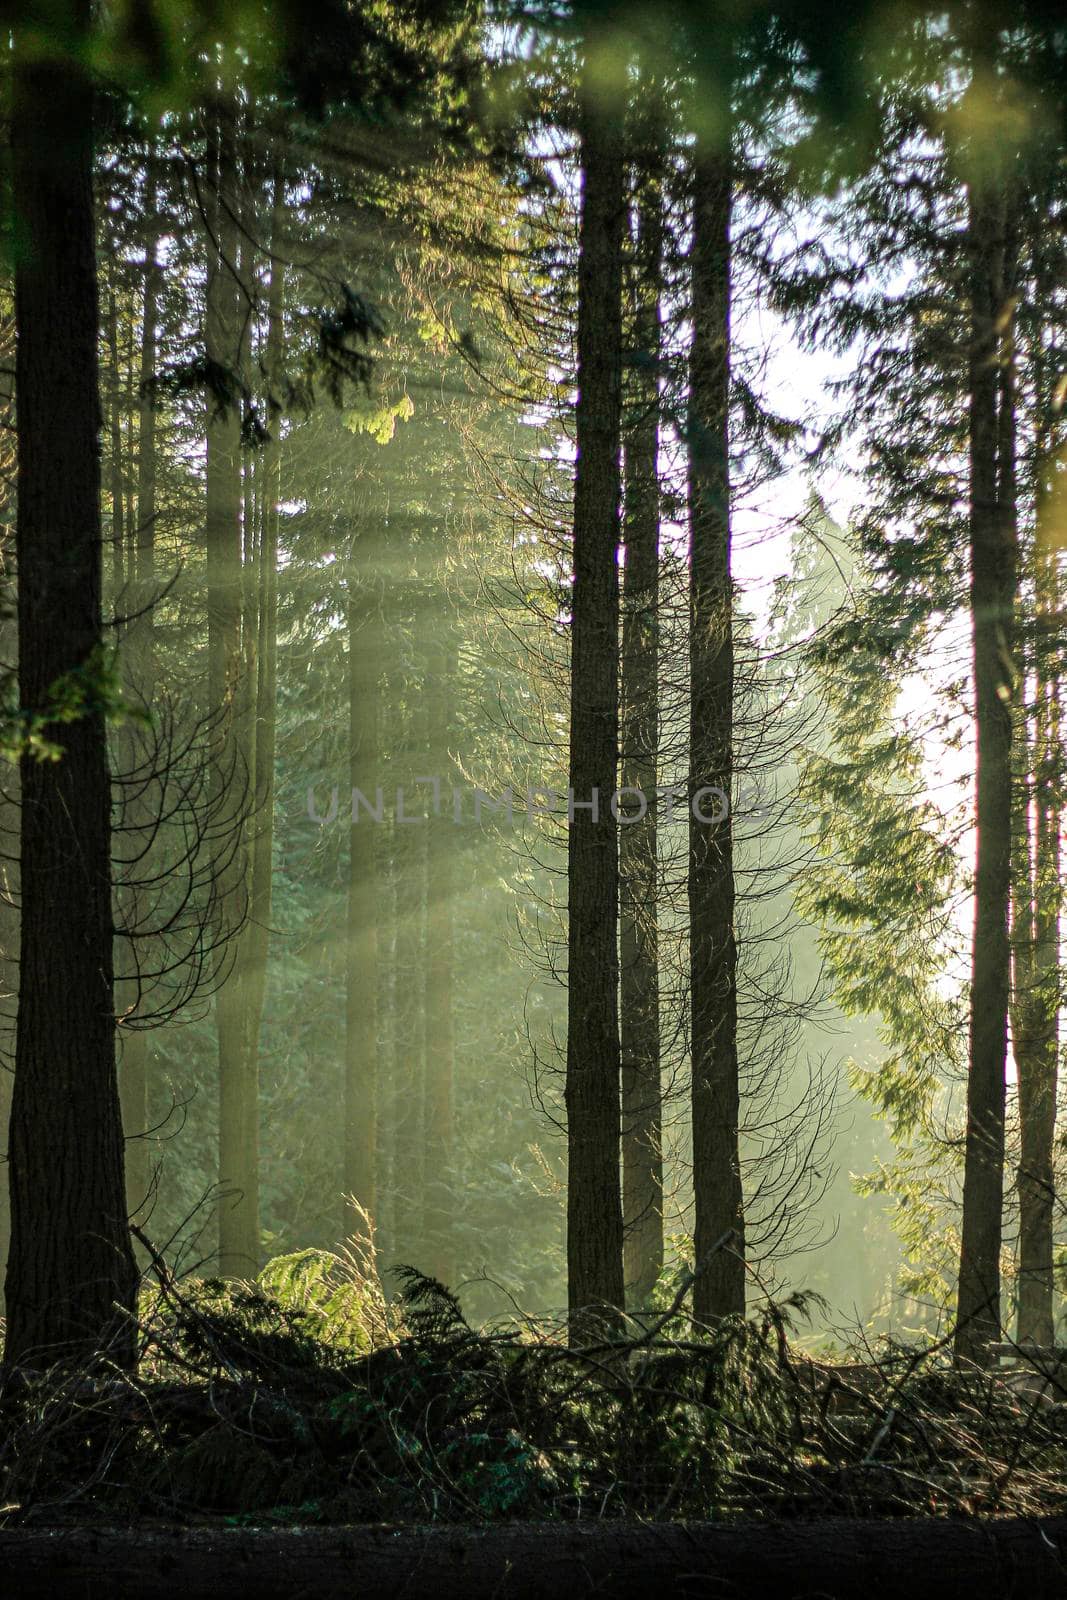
[4,1,138,1366]
[204,102,257,1279]
[954,129,1020,1366]
[344,505,381,1235]
[620,87,665,1311]
[565,36,628,1333]
[687,83,745,1322]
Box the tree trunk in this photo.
[620,112,664,1313]
[225,157,284,1269]
[105,285,126,600]
[423,633,456,1285]
[118,163,163,1226]
[4,4,137,1367]
[955,176,1018,1365]
[205,104,257,1280]
[687,128,745,1323]
[1015,493,1061,1348]
[391,675,428,1272]
[375,794,399,1272]
[344,525,380,1238]
[565,38,627,1337]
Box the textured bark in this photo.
[105,288,126,599]
[205,106,257,1280]
[1014,503,1060,1348]
[423,634,456,1284]
[565,43,627,1336]
[4,5,138,1366]
[0,1051,11,1317]
[344,525,381,1236]
[4,1520,1067,1600]
[955,178,1018,1366]
[687,136,744,1324]
[118,168,163,1226]
[620,123,663,1313]
[229,158,284,1266]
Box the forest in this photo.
[2,0,1067,1594]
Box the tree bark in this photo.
[687,127,745,1323]
[4,3,138,1367]
[227,156,284,1270]
[955,177,1018,1365]
[1014,474,1061,1348]
[105,285,126,600]
[565,39,627,1337]
[117,163,163,1226]
[620,113,664,1313]
[205,104,257,1280]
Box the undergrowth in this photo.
[2,1243,1067,1527]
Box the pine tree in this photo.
[564,30,628,1334]
[4,0,138,1367]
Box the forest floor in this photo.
[3,1259,1067,1596]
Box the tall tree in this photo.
[1012,307,1062,1349]
[687,85,745,1323]
[620,96,665,1311]
[234,156,285,1263]
[954,135,1019,1366]
[117,160,164,1224]
[344,506,381,1236]
[205,103,257,1279]
[4,2,138,1366]
[565,35,627,1334]
[423,630,457,1285]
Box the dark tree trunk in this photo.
[232,157,284,1265]
[620,110,664,1313]
[687,131,745,1323]
[118,164,163,1226]
[956,178,1018,1366]
[105,286,126,600]
[1015,482,1060,1348]
[565,39,627,1337]
[205,105,257,1280]
[4,5,137,1367]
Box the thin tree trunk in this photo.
[205,104,257,1279]
[955,177,1018,1365]
[1015,489,1061,1347]
[687,125,744,1323]
[423,633,456,1285]
[228,158,284,1267]
[375,799,399,1272]
[565,39,627,1337]
[4,4,137,1367]
[391,642,428,1271]
[105,286,126,601]
[118,164,163,1226]
[620,115,664,1312]
[344,522,380,1238]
